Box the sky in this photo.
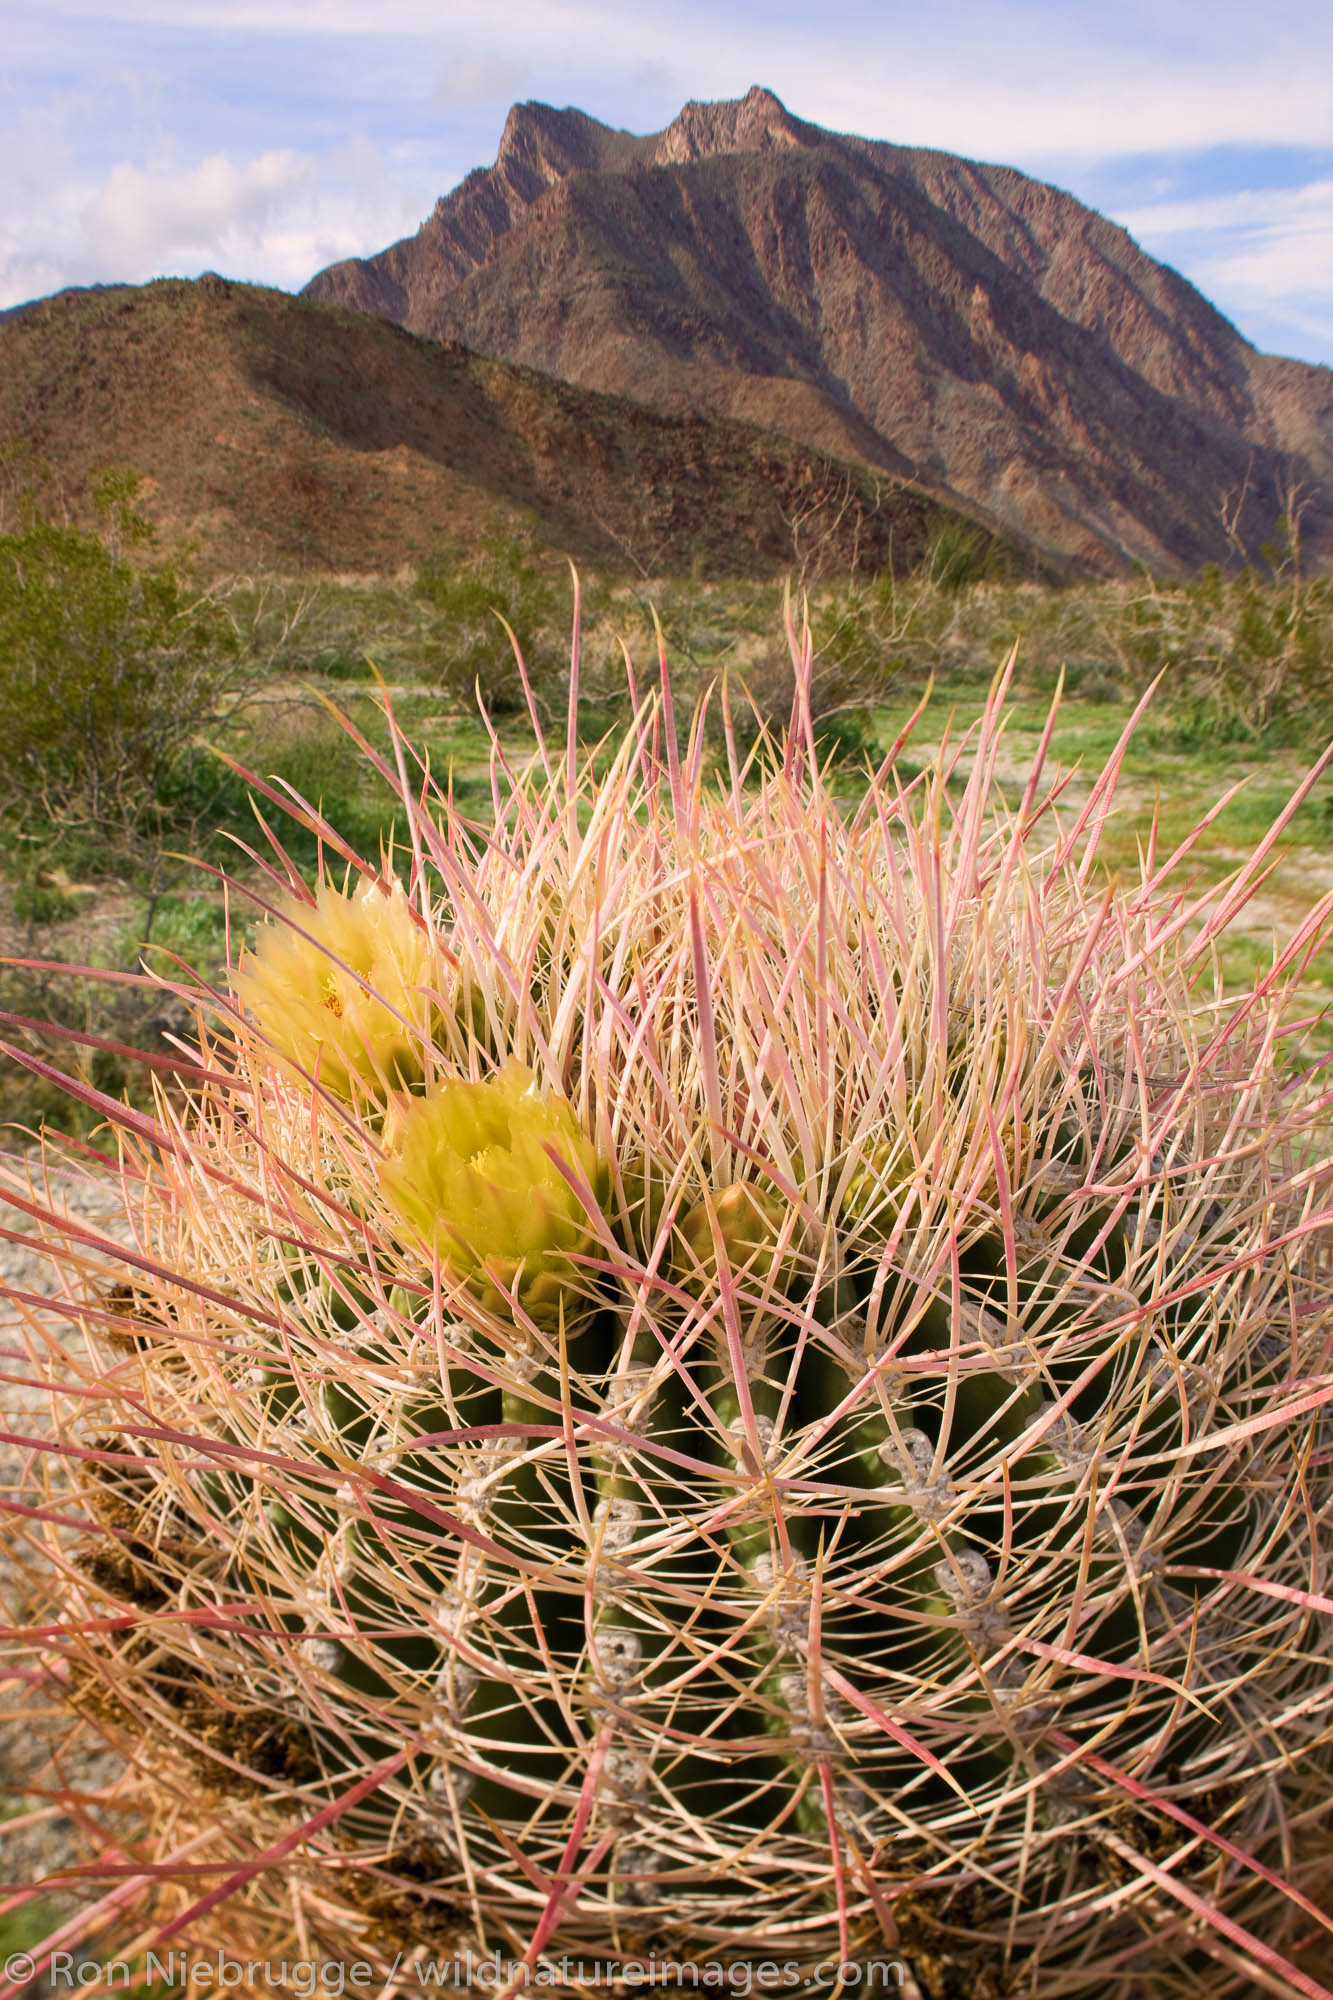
[3,0,1332,367]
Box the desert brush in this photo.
[5,604,1333,1999]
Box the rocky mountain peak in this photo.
[305,89,1333,573]
[651,85,814,165]
[492,99,607,192]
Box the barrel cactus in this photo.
[8,617,1333,1999]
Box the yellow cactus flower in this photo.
[237,877,437,1102]
[380,1060,607,1325]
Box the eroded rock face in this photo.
[305,85,1333,575]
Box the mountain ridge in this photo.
[305,86,1333,574]
[0,275,995,580]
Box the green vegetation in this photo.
[0,473,244,840]
[2,480,1332,1136]
[0,1892,65,1963]
[414,529,569,711]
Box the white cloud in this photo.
[434,55,527,109]
[1116,181,1333,243]
[7,0,1331,160]
[0,139,428,306]
[325,132,388,183]
[85,150,316,272]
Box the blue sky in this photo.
[3,0,1332,366]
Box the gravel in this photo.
[0,1151,132,1985]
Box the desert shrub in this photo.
[415,531,565,711]
[812,702,882,769]
[131,893,229,969]
[806,563,1333,741]
[927,517,992,593]
[313,651,378,681]
[10,869,91,927]
[0,474,242,843]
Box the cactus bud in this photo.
[673,1180,796,1295]
[379,1059,608,1324]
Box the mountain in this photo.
[0,276,987,578]
[306,86,1333,575]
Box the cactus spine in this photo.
[8,621,1333,1999]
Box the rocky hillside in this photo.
[0,275,990,578]
[307,86,1333,575]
